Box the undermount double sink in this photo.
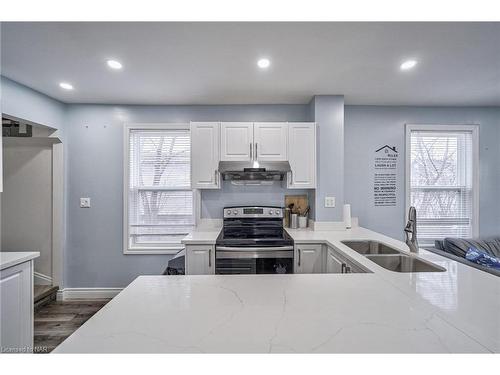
[341,240,446,273]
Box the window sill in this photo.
[124,247,184,255]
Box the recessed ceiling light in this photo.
[257,58,271,69]
[59,82,74,90]
[400,60,418,71]
[107,59,123,70]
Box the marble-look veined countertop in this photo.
[54,227,499,353]
[181,228,221,244]
[0,252,39,270]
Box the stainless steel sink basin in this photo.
[365,254,446,273]
[341,240,401,255]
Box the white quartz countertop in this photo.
[181,227,221,244]
[55,227,499,353]
[0,251,39,270]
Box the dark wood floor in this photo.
[34,299,110,353]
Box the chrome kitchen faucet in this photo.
[404,206,419,253]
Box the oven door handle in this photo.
[216,250,293,259]
[216,246,293,252]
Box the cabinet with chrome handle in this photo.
[186,244,215,275]
[295,244,323,274]
[190,122,220,189]
[247,142,259,161]
[340,263,352,274]
[295,243,368,274]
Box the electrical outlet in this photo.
[325,196,336,208]
[80,197,91,208]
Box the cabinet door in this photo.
[186,245,215,275]
[253,122,288,161]
[326,248,344,274]
[0,260,33,351]
[287,122,316,189]
[191,122,220,189]
[220,122,254,161]
[295,244,323,273]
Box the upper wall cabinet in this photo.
[287,122,316,189]
[191,122,220,189]
[191,121,316,190]
[220,122,288,162]
[254,122,288,161]
[220,122,254,161]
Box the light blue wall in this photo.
[1,76,66,134]
[344,106,500,241]
[64,104,310,287]
[309,96,345,221]
[2,78,499,288]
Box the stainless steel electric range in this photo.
[215,206,294,274]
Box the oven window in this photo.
[216,257,293,274]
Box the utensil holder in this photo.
[290,214,298,229]
[298,216,308,228]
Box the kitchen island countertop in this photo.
[0,251,39,270]
[54,227,499,353]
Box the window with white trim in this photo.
[407,125,478,246]
[125,125,195,254]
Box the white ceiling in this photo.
[1,22,499,106]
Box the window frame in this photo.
[405,124,480,243]
[123,123,199,255]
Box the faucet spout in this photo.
[404,206,419,253]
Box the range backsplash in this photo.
[200,181,313,219]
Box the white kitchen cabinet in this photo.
[220,122,254,161]
[191,122,220,189]
[326,246,369,274]
[185,245,215,275]
[253,122,288,161]
[326,247,345,273]
[0,259,34,352]
[287,122,316,189]
[293,243,367,274]
[295,244,324,274]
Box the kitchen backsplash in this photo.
[200,181,313,218]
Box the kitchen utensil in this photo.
[284,207,291,227]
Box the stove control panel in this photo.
[223,206,283,219]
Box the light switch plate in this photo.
[325,196,336,208]
[80,197,91,208]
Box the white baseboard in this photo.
[34,272,53,285]
[57,287,123,301]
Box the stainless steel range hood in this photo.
[218,160,291,183]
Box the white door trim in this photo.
[52,141,64,288]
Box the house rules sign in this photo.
[374,145,398,207]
